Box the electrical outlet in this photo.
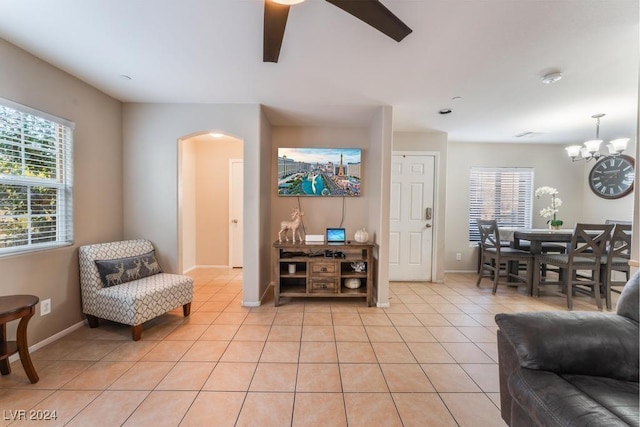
[455,252,462,261]
[40,299,51,316]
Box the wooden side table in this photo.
[0,295,39,383]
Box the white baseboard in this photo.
[9,319,87,363]
[241,301,261,307]
[376,302,390,308]
[444,269,477,274]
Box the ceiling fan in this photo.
[263,0,413,63]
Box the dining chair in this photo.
[534,223,614,310]
[476,237,511,274]
[476,220,534,294]
[605,219,632,226]
[601,223,632,310]
[517,240,566,278]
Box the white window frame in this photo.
[0,97,74,256]
[468,167,533,242]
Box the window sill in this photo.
[0,242,73,258]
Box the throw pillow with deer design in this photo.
[95,251,162,287]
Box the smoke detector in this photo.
[541,72,563,84]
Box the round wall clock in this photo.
[588,154,635,199]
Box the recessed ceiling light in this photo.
[541,72,562,84]
[273,0,304,4]
[451,96,462,102]
[210,132,225,138]
[119,74,132,81]
[438,109,452,115]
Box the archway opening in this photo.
[178,131,244,273]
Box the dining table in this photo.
[496,228,574,292]
[509,228,575,254]
[497,226,630,297]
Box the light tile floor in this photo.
[0,270,616,426]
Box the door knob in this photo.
[232,219,238,224]
[425,224,432,228]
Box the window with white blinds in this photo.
[468,167,533,242]
[0,98,74,255]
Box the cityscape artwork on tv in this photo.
[278,148,361,196]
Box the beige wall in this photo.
[269,107,393,305]
[122,103,268,304]
[367,106,393,305]
[270,126,370,240]
[444,142,635,272]
[3,34,636,348]
[180,135,243,270]
[259,111,273,304]
[0,38,123,344]
[179,139,197,271]
[195,137,243,267]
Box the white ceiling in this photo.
[0,0,638,144]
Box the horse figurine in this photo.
[278,208,304,243]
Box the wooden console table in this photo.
[0,295,39,383]
[273,241,375,306]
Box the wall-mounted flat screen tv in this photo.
[278,148,361,196]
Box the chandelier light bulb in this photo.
[607,138,629,153]
[565,146,581,158]
[583,139,602,154]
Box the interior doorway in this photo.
[389,152,436,281]
[178,132,244,273]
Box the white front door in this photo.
[229,159,243,268]
[389,154,435,281]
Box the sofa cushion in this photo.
[95,251,162,287]
[509,368,637,427]
[95,273,193,325]
[562,374,639,426]
[496,311,639,382]
[616,272,639,323]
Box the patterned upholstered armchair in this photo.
[79,239,193,340]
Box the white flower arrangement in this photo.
[535,186,563,227]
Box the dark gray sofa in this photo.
[496,272,639,426]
